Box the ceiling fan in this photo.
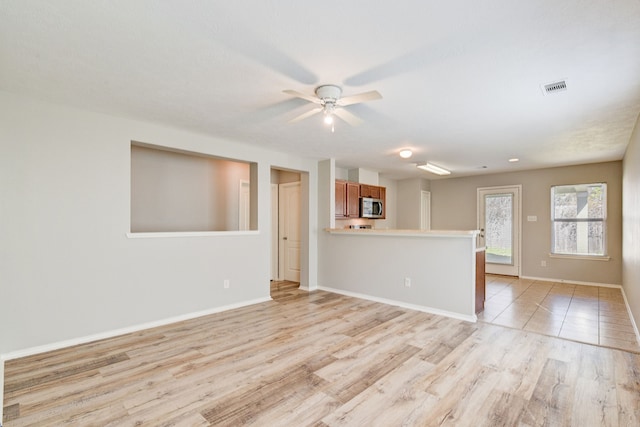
[283,85,382,128]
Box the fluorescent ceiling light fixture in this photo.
[399,149,413,159]
[508,158,519,163]
[417,162,451,175]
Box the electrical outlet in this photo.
[224,279,230,289]
[541,261,547,267]
[404,277,411,287]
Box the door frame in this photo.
[420,191,431,230]
[278,181,301,283]
[477,185,522,277]
[239,180,250,231]
[271,167,309,289]
[270,183,279,281]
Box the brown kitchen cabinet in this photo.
[336,181,386,219]
[378,187,386,219]
[335,180,360,218]
[475,249,486,313]
[335,181,346,218]
[360,184,380,199]
[360,184,386,219]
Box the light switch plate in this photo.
[527,215,537,222]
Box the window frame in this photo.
[550,182,608,258]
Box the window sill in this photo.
[548,253,610,261]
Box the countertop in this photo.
[325,228,480,238]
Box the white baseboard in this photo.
[519,275,621,289]
[620,287,640,345]
[1,297,270,362]
[318,286,477,323]
[0,356,4,424]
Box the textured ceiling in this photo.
[2,0,640,179]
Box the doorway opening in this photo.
[477,185,521,276]
[271,168,303,291]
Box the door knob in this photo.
[283,237,288,240]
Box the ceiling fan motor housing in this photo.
[315,85,342,104]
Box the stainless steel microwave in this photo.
[360,197,383,218]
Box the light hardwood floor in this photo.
[4,282,640,426]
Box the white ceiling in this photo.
[2,1,640,179]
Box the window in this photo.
[551,183,606,256]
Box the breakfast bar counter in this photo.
[325,228,478,237]
[320,228,482,321]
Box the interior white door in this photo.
[477,186,521,276]
[279,181,301,282]
[421,191,431,230]
[270,183,279,281]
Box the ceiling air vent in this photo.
[542,80,567,95]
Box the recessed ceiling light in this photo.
[508,158,519,163]
[399,149,413,159]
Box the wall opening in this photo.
[131,142,257,232]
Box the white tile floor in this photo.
[478,275,640,352]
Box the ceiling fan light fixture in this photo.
[399,149,413,159]
[283,84,381,127]
[417,162,451,176]
[322,101,336,125]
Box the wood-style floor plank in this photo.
[523,358,574,426]
[4,286,640,426]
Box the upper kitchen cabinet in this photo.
[360,184,380,199]
[336,180,387,220]
[335,180,360,218]
[360,184,386,219]
[379,187,386,219]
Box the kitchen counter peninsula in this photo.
[320,228,482,321]
[326,228,478,237]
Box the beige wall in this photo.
[320,232,478,320]
[376,176,397,230]
[0,90,319,357]
[335,166,349,181]
[396,178,430,229]
[270,169,300,184]
[430,161,622,285]
[348,168,379,185]
[623,114,640,328]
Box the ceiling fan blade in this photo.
[334,108,363,126]
[338,90,382,106]
[283,89,321,104]
[289,107,323,123]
